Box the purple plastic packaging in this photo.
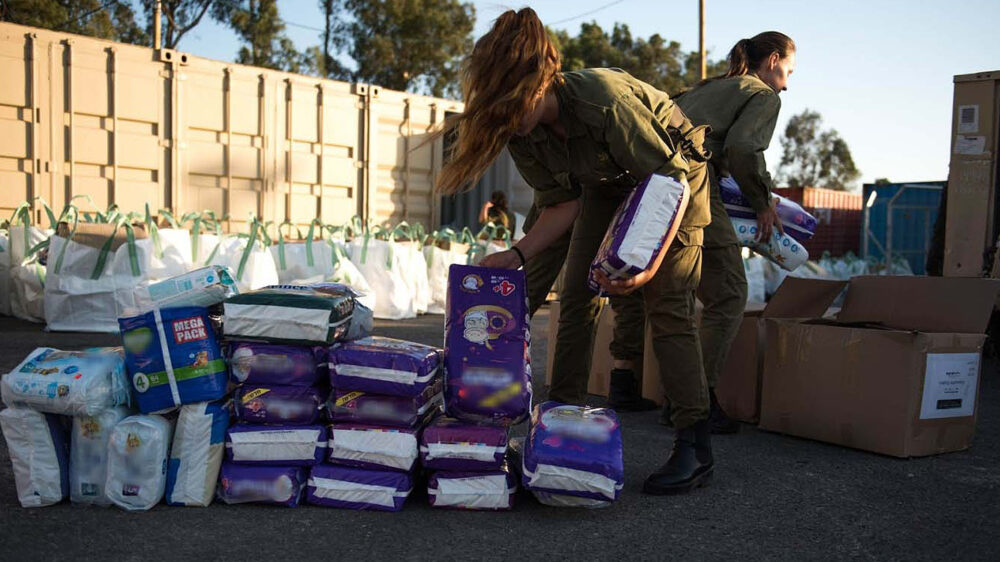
[329,336,442,397]
[233,385,324,425]
[329,377,443,428]
[444,265,532,426]
[228,342,326,386]
[225,424,327,466]
[327,423,420,472]
[306,464,412,512]
[521,402,624,502]
[217,462,307,507]
[588,174,687,294]
[420,416,508,471]
[427,467,516,511]
[720,175,817,242]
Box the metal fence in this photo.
[862,181,945,275]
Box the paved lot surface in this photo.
[1,308,998,561]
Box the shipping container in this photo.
[0,22,515,233]
[861,181,944,275]
[772,186,862,258]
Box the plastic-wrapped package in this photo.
[0,230,10,316]
[105,414,174,511]
[720,176,817,242]
[134,266,238,312]
[225,424,327,466]
[199,233,279,293]
[521,402,624,503]
[228,342,326,387]
[217,463,307,507]
[1,347,130,416]
[327,423,420,472]
[233,385,323,425]
[329,378,443,428]
[0,407,69,508]
[420,416,508,471]
[306,464,412,511]
[427,468,516,511]
[223,284,357,345]
[119,306,227,414]
[70,406,130,505]
[731,217,809,272]
[588,174,688,293]
[306,464,413,511]
[531,490,613,508]
[329,336,442,397]
[165,400,230,507]
[444,265,532,426]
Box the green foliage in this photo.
[216,0,304,72]
[140,0,216,49]
[1,0,148,45]
[549,21,726,95]
[778,109,861,191]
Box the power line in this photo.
[548,0,627,26]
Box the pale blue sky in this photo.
[162,0,1000,188]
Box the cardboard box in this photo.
[56,221,148,250]
[759,276,1000,457]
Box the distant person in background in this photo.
[479,190,517,234]
[670,31,796,433]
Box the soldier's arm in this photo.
[724,91,781,213]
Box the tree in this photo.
[141,0,220,49]
[549,21,726,96]
[215,0,304,72]
[1,0,148,45]
[331,0,475,98]
[777,109,860,191]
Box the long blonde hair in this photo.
[434,8,562,195]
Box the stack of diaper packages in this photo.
[429,264,532,510]
[720,176,817,271]
[0,347,132,508]
[313,337,444,511]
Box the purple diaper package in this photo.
[228,342,326,386]
[444,265,531,426]
[329,336,442,398]
[720,175,817,241]
[521,402,624,503]
[217,462,307,507]
[306,464,412,512]
[427,467,517,511]
[329,377,443,428]
[588,173,688,294]
[327,423,420,472]
[233,385,324,425]
[225,424,327,466]
[419,416,508,471]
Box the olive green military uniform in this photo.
[675,74,781,387]
[509,68,711,428]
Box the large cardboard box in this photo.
[760,276,1000,457]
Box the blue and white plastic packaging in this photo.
[1,347,130,416]
[70,406,130,505]
[730,217,810,272]
[0,407,70,508]
[104,414,174,511]
[165,400,230,507]
[720,176,817,241]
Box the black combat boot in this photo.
[642,419,714,495]
[658,401,672,427]
[709,387,741,434]
[606,369,657,412]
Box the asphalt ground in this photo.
[1,308,998,561]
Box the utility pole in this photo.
[153,0,162,49]
[699,0,706,79]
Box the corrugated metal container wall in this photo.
[0,22,462,233]
[861,181,944,275]
[773,186,862,257]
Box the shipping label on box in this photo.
[920,353,980,420]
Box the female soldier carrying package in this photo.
[434,8,713,495]
[669,32,797,433]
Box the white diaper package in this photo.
[1,347,130,416]
[731,217,809,272]
[165,400,230,506]
[0,407,70,508]
[105,414,174,511]
[70,406,130,505]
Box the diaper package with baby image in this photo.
[1,347,130,416]
[227,342,327,387]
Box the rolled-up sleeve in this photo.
[605,95,689,182]
[508,142,581,208]
[724,91,780,213]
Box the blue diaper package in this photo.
[119,306,228,414]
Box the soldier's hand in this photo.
[594,269,650,295]
[755,201,785,243]
[479,249,522,269]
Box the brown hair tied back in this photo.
[433,8,563,195]
[725,31,795,78]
